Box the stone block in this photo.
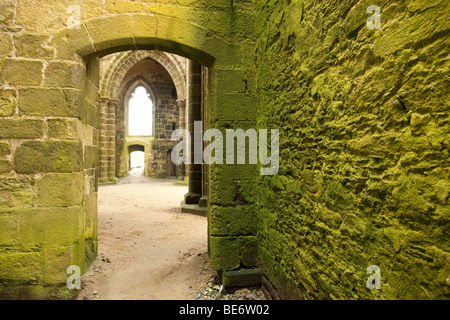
[51,24,95,61]
[0,89,16,117]
[86,57,100,87]
[107,1,142,13]
[84,193,98,239]
[84,15,135,55]
[209,93,256,122]
[0,212,18,246]
[14,140,82,173]
[0,141,10,156]
[210,205,257,236]
[222,269,262,288]
[18,88,82,117]
[132,14,157,48]
[47,118,80,140]
[0,33,13,57]
[209,236,240,271]
[210,163,258,182]
[0,0,15,28]
[43,246,81,286]
[209,178,257,206]
[37,173,84,207]
[239,236,259,267]
[82,100,98,128]
[44,61,85,88]
[210,69,255,94]
[0,177,34,209]
[0,119,44,139]
[0,59,43,86]
[84,145,98,169]
[19,206,83,246]
[0,160,11,173]
[14,33,54,59]
[0,252,41,284]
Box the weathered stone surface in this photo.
[84,145,98,169]
[0,33,13,57]
[47,118,80,140]
[14,141,82,173]
[51,23,95,61]
[15,0,104,33]
[0,59,43,86]
[19,207,83,247]
[0,89,16,116]
[255,0,450,300]
[0,160,11,173]
[18,88,82,117]
[44,61,85,88]
[210,205,257,236]
[0,141,10,156]
[0,176,34,209]
[14,34,54,59]
[37,173,84,207]
[222,269,262,288]
[0,0,15,29]
[0,0,446,301]
[0,119,44,139]
[84,14,135,55]
[107,1,142,13]
[0,212,18,246]
[210,236,240,271]
[0,252,41,284]
[43,246,83,286]
[210,235,259,271]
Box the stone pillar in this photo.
[177,99,186,180]
[106,100,118,183]
[184,60,202,205]
[98,99,118,184]
[98,98,109,183]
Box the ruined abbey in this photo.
[0,0,448,300]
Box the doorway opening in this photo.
[128,86,153,137]
[78,49,212,300]
[130,150,145,169]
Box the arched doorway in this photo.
[128,144,145,172]
[3,9,258,299]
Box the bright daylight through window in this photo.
[129,86,153,136]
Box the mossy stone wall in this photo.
[255,0,449,299]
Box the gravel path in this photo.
[77,167,267,300]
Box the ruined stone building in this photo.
[0,0,449,300]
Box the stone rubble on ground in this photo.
[191,280,267,301]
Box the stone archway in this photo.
[100,50,186,102]
[2,10,258,299]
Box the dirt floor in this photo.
[76,167,214,300]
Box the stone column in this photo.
[106,100,117,183]
[184,60,202,204]
[98,98,118,184]
[177,99,186,180]
[98,98,109,183]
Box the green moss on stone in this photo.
[14,141,82,173]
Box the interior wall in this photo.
[255,0,449,300]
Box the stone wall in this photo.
[0,0,256,299]
[255,0,449,299]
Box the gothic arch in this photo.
[51,14,217,66]
[100,50,187,101]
